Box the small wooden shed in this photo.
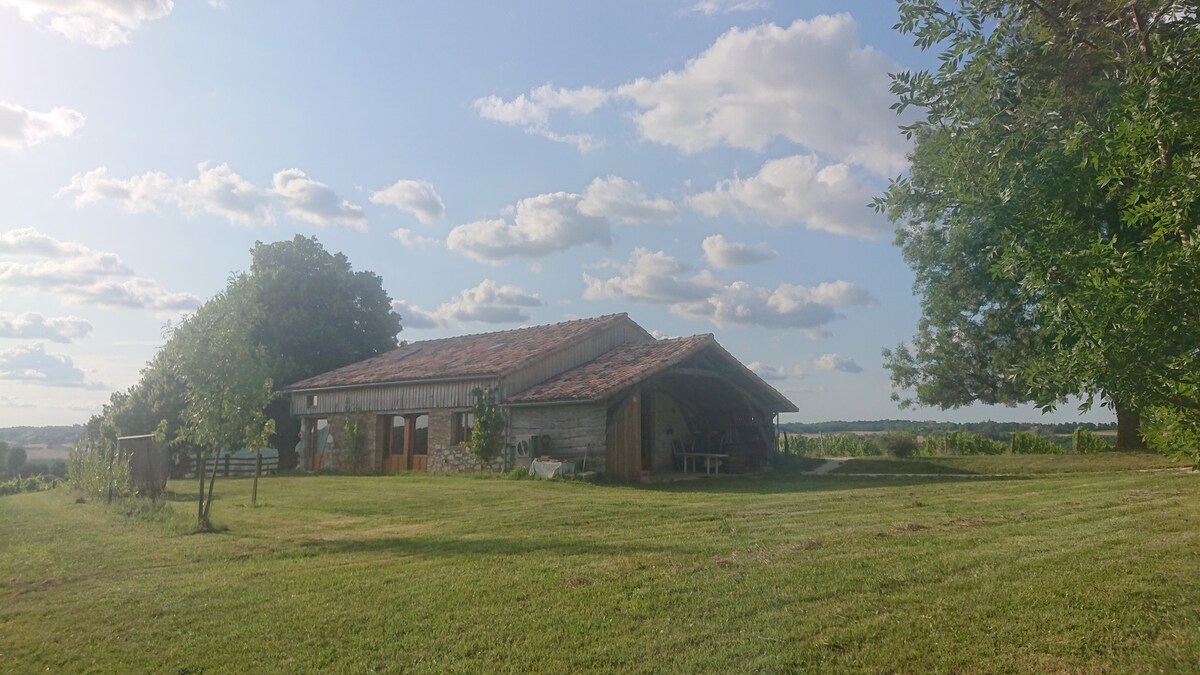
[284,314,797,480]
[116,434,171,498]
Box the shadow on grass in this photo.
[299,534,699,559]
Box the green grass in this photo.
[2,456,1198,672]
[830,452,1183,475]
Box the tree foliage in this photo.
[462,388,506,471]
[172,275,276,529]
[84,235,401,474]
[879,1,1200,450]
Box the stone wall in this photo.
[324,411,382,473]
[508,403,607,473]
[426,408,504,473]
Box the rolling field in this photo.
[1,455,1197,672]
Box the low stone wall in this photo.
[428,444,505,473]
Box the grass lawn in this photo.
[1,456,1198,672]
[829,452,1184,475]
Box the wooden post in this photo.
[252,446,262,506]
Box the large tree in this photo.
[879,0,1199,451]
[86,236,402,469]
[247,235,401,465]
[172,275,276,530]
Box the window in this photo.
[305,394,318,409]
[412,414,429,455]
[453,411,475,445]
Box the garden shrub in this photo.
[878,431,919,457]
[1010,431,1065,454]
[1072,427,1113,454]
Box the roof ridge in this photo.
[395,312,628,349]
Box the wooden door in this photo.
[606,392,642,481]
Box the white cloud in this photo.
[370,179,445,224]
[447,192,609,263]
[0,227,199,311]
[271,168,367,231]
[689,0,767,15]
[475,15,909,176]
[688,154,888,238]
[616,15,908,173]
[0,343,106,389]
[434,279,542,324]
[0,101,85,149]
[746,361,787,380]
[393,279,544,328]
[813,353,863,373]
[0,312,92,343]
[474,84,608,152]
[178,162,273,225]
[2,0,174,48]
[58,163,365,229]
[390,228,439,248]
[578,176,678,224]
[701,234,776,268]
[584,247,875,330]
[57,166,175,213]
[391,299,441,330]
[583,247,716,304]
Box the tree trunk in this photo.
[201,460,219,530]
[252,446,261,506]
[1115,401,1146,451]
[197,454,206,528]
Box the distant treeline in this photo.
[779,419,1115,441]
[0,426,85,450]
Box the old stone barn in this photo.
[286,314,796,481]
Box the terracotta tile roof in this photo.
[505,334,714,404]
[287,313,638,390]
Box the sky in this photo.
[0,0,1113,428]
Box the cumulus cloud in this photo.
[391,299,441,330]
[435,279,542,324]
[701,234,776,268]
[0,227,199,311]
[2,0,174,48]
[746,361,788,381]
[392,280,543,329]
[688,154,888,238]
[583,247,716,304]
[370,179,445,224]
[178,162,273,225]
[57,163,366,229]
[0,343,106,389]
[475,15,909,176]
[584,248,875,330]
[813,353,863,373]
[578,176,678,224]
[270,168,367,231]
[57,166,175,213]
[689,0,768,15]
[446,176,676,263]
[0,102,85,149]
[474,84,608,152]
[0,312,92,343]
[447,192,610,263]
[390,228,439,248]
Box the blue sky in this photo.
[0,0,1112,427]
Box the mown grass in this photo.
[1,456,1198,673]
[830,452,1182,475]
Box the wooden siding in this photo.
[508,403,607,473]
[606,393,642,481]
[290,378,496,416]
[501,320,653,398]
